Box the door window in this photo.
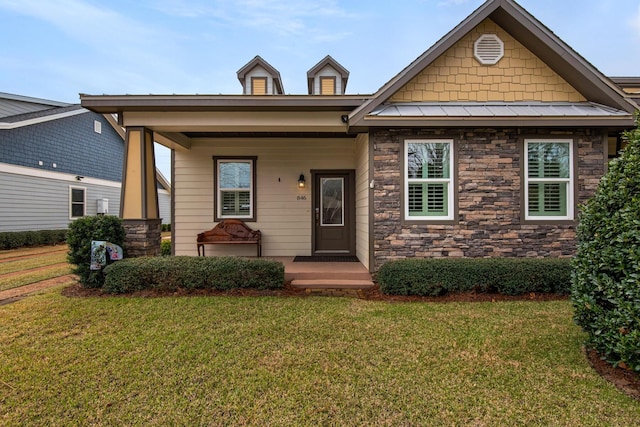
[320,177,344,226]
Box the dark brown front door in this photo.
[312,170,355,256]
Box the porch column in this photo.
[121,127,161,257]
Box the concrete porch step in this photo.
[285,271,373,282]
[290,279,376,290]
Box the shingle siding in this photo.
[0,111,123,182]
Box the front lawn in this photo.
[1,292,638,425]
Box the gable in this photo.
[389,19,586,104]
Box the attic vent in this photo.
[474,34,504,65]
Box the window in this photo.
[405,140,454,220]
[251,77,267,95]
[320,76,336,95]
[69,186,86,219]
[525,140,573,220]
[214,157,256,221]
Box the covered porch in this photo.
[80,94,374,271]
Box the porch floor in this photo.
[268,257,376,295]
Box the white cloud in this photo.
[153,0,355,39]
[631,4,640,37]
[0,0,154,44]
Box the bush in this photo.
[572,122,640,372]
[161,239,172,256]
[377,257,572,297]
[162,223,171,232]
[66,216,126,289]
[0,229,67,250]
[103,256,284,294]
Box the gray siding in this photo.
[0,111,124,182]
[0,171,121,232]
[158,191,171,225]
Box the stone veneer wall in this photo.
[122,219,162,257]
[372,128,605,269]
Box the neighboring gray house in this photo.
[0,92,170,232]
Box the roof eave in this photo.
[351,115,635,129]
[80,94,369,114]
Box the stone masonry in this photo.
[372,128,605,269]
[122,219,162,257]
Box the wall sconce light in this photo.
[75,175,84,181]
[298,173,306,188]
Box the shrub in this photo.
[161,239,172,256]
[0,229,67,250]
[572,122,640,372]
[103,256,284,294]
[66,216,126,289]
[161,223,172,232]
[377,257,572,297]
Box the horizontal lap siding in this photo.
[174,139,357,257]
[158,190,171,225]
[355,133,370,269]
[0,171,121,231]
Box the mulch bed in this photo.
[61,283,639,400]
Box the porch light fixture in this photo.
[298,173,306,188]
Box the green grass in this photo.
[0,265,72,292]
[0,252,68,275]
[0,245,67,260]
[1,293,638,425]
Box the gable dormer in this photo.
[237,56,284,95]
[307,55,349,95]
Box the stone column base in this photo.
[122,219,162,257]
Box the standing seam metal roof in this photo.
[369,102,630,118]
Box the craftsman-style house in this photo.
[80,0,638,271]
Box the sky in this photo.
[2,0,640,180]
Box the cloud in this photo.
[0,1,191,83]
[631,4,640,37]
[153,0,355,40]
[0,0,153,44]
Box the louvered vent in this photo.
[474,34,504,65]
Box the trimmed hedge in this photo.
[571,121,640,372]
[66,215,126,289]
[377,257,572,297]
[161,239,172,256]
[103,256,284,294]
[0,229,67,250]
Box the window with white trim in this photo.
[405,140,454,220]
[525,140,573,220]
[214,157,256,221]
[69,186,86,219]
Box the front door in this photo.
[312,170,355,256]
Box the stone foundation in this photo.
[371,128,605,270]
[122,219,162,257]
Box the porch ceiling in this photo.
[120,110,353,134]
[181,131,357,138]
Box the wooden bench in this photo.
[197,219,262,257]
